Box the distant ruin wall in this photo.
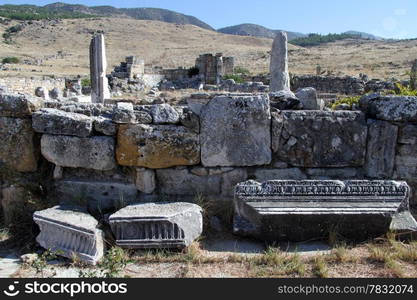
[0,77,65,95]
[1,93,417,216]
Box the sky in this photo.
[0,0,417,39]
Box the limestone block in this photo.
[93,116,117,136]
[0,93,42,117]
[32,108,93,137]
[295,87,321,110]
[234,180,413,242]
[33,206,104,264]
[55,180,138,215]
[41,134,116,170]
[254,168,307,182]
[200,94,271,167]
[150,104,180,124]
[156,168,221,196]
[1,186,27,225]
[109,202,202,249]
[135,168,156,194]
[117,124,200,169]
[360,95,417,122]
[365,120,398,178]
[272,111,367,167]
[0,117,38,172]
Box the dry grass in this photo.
[0,18,416,80]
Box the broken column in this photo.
[270,31,290,92]
[410,59,417,90]
[89,33,110,103]
[33,206,105,264]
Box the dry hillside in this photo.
[0,17,416,80]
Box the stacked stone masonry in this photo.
[1,92,417,215]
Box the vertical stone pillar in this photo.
[270,31,290,92]
[215,53,223,85]
[90,33,110,103]
[410,59,417,90]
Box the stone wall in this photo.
[1,92,417,219]
[0,77,65,95]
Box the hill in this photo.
[343,30,384,40]
[0,2,214,30]
[217,23,306,40]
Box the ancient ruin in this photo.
[270,31,290,92]
[1,28,417,270]
[234,180,413,241]
[89,34,110,103]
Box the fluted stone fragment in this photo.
[33,206,104,265]
[90,34,110,103]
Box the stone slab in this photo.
[233,180,412,242]
[32,108,93,137]
[200,94,271,167]
[273,111,367,167]
[41,134,116,170]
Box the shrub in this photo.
[291,33,361,47]
[2,56,20,64]
[223,74,245,84]
[234,66,250,75]
[187,66,199,77]
[331,96,361,110]
[81,78,91,87]
[393,83,417,96]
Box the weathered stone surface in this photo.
[395,144,417,179]
[270,31,290,92]
[1,186,27,225]
[117,124,200,169]
[365,120,398,178]
[0,117,38,172]
[93,117,117,136]
[90,34,110,103]
[273,111,367,167]
[109,202,203,249]
[254,168,307,182]
[49,88,62,100]
[156,168,221,196]
[360,95,417,122]
[55,180,137,215]
[135,168,156,194]
[41,134,116,170]
[221,168,248,197]
[180,108,200,133]
[32,108,93,137]
[295,87,322,110]
[398,124,417,144]
[305,168,360,179]
[201,94,271,167]
[35,87,49,100]
[234,180,412,242]
[33,206,104,264]
[0,93,42,117]
[269,90,301,110]
[134,111,152,124]
[150,104,180,124]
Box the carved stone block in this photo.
[109,202,202,249]
[234,180,413,242]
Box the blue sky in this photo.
[1,0,417,38]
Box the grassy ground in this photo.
[5,232,416,278]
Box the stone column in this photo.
[89,33,110,103]
[270,31,290,92]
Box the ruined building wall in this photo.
[0,77,65,95]
[1,93,417,219]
